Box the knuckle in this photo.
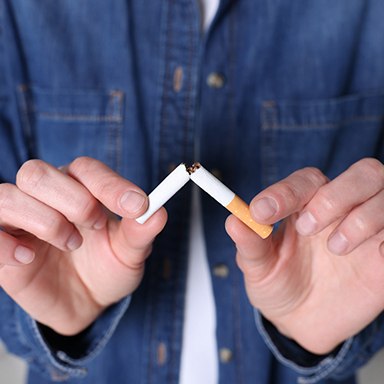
[277,168,328,211]
[276,182,301,208]
[314,186,337,212]
[303,167,328,187]
[352,214,370,233]
[69,156,98,178]
[70,195,99,223]
[36,212,67,242]
[95,175,120,196]
[16,159,47,190]
[0,184,14,215]
[356,158,384,184]
[350,209,382,236]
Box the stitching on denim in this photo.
[297,338,354,384]
[227,5,245,384]
[183,2,193,161]
[27,316,87,378]
[109,90,124,118]
[265,115,384,131]
[0,0,5,94]
[254,310,354,378]
[260,104,279,186]
[13,300,34,361]
[56,297,131,365]
[233,260,245,384]
[156,2,172,183]
[37,112,122,123]
[19,86,124,123]
[146,0,173,381]
[168,2,194,383]
[107,116,123,175]
[17,85,36,157]
[105,91,123,172]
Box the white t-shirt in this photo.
[179,3,220,384]
[179,187,218,384]
[199,0,220,30]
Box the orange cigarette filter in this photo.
[188,163,273,239]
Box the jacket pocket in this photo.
[260,92,384,186]
[18,85,124,172]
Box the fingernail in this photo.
[93,214,107,230]
[14,246,35,264]
[296,212,317,235]
[66,231,83,251]
[252,197,278,220]
[120,191,147,215]
[328,232,349,255]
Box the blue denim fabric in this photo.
[1,1,384,383]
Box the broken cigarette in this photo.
[188,163,273,239]
[136,163,190,224]
[136,162,273,239]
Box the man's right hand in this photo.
[0,157,167,336]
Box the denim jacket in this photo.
[1,1,384,383]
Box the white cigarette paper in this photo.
[189,163,273,239]
[136,163,190,224]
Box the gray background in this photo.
[1,341,383,383]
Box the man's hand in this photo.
[226,158,384,354]
[0,157,167,335]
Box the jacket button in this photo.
[157,342,167,366]
[213,264,229,278]
[173,66,183,92]
[162,257,172,280]
[207,72,225,88]
[219,348,233,363]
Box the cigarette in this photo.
[136,163,190,224]
[188,163,273,239]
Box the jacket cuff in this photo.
[15,296,131,381]
[255,310,357,384]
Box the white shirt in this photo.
[179,2,220,384]
[199,0,220,30]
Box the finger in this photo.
[0,230,35,266]
[327,189,384,255]
[17,160,107,230]
[225,214,276,283]
[296,158,384,237]
[0,183,82,251]
[250,167,328,224]
[67,157,148,219]
[110,208,168,270]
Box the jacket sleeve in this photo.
[255,309,384,384]
[0,288,131,381]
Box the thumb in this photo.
[225,215,277,283]
[110,208,168,270]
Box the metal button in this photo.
[173,66,183,92]
[219,348,233,363]
[213,264,229,278]
[157,342,167,366]
[162,257,172,280]
[207,72,225,88]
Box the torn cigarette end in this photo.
[189,164,273,239]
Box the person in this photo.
[0,1,384,383]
